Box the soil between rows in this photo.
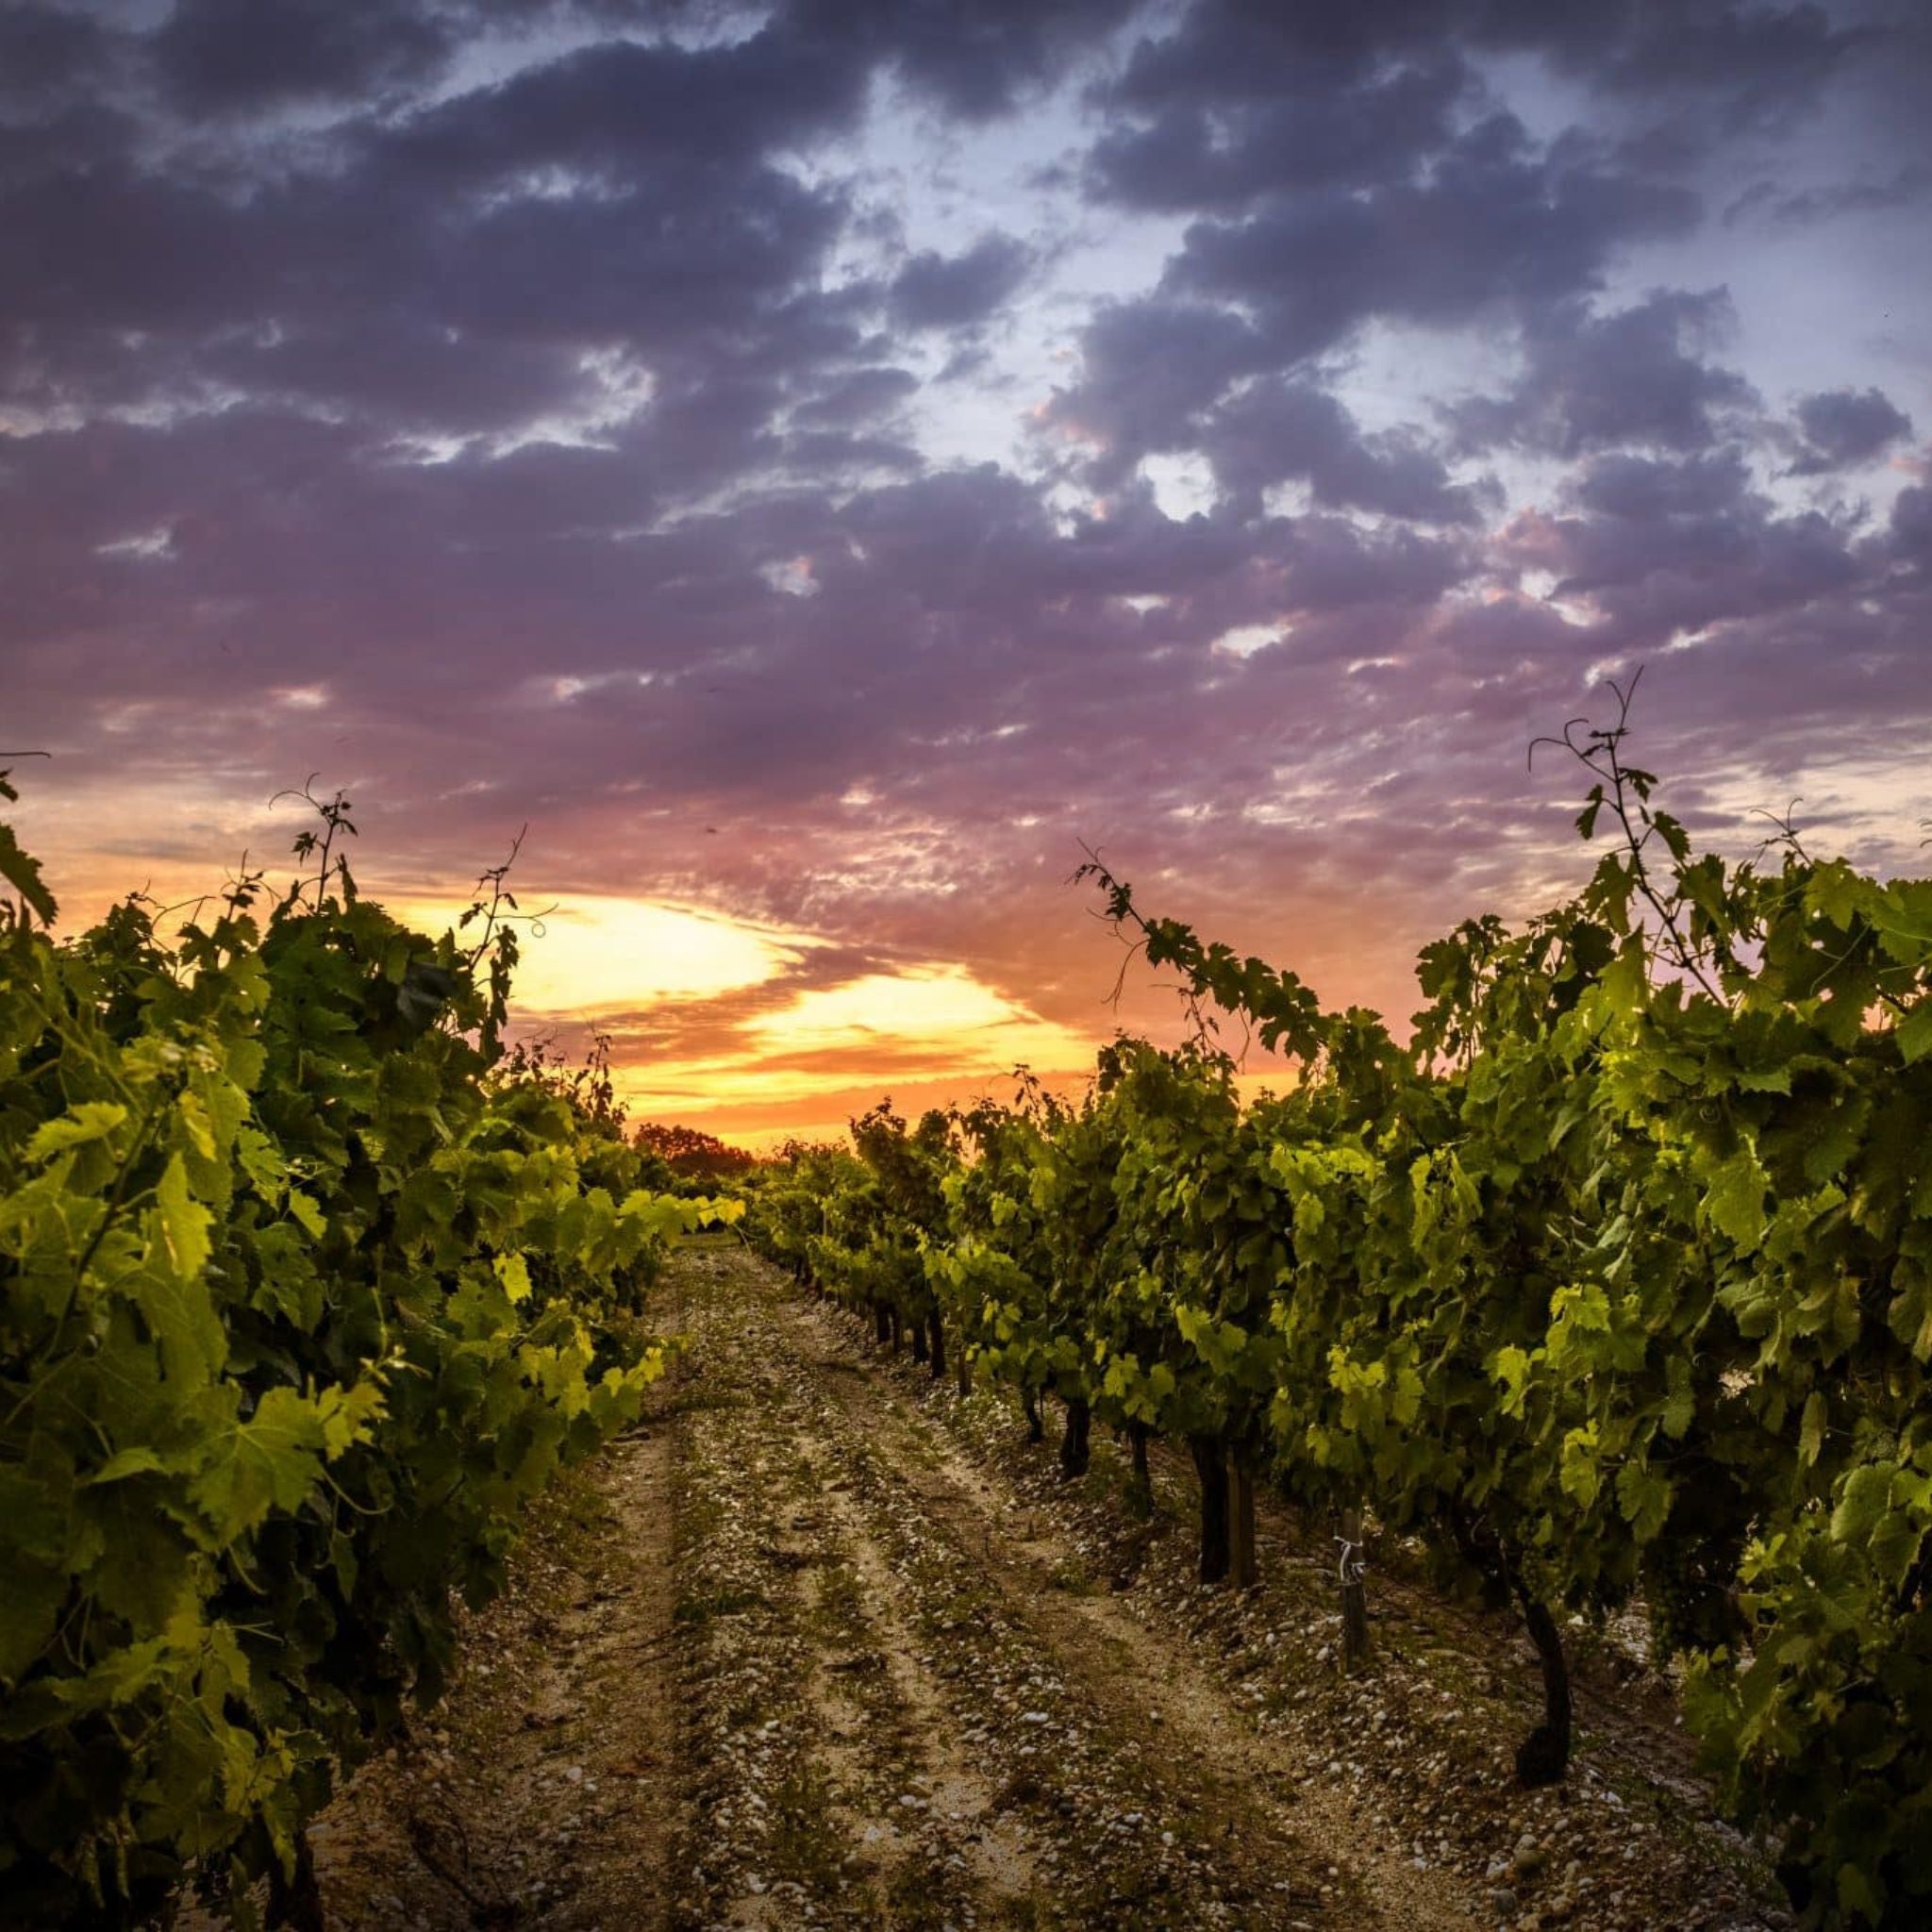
[286,1244,1787,1932]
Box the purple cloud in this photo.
[154,0,457,111]
[1787,385,1915,474]
[889,236,1034,331]
[1450,291,1759,458]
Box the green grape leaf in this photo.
[191,1388,330,1540]
[1830,1462,1895,1548]
[1798,1391,1827,1468]
[25,1101,128,1161]
[1897,998,1932,1066]
[154,1153,213,1279]
[1705,1151,1768,1254]
[1661,1357,1694,1440]
[1615,1459,1673,1542]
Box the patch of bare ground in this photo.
[197,1352,685,1929]
[324,1431,676,1928]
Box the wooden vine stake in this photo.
[1340,1505,1371,1672]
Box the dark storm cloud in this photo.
[5,0,1929,1084]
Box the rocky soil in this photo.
[285,1242,1790,1931]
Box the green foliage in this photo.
[744,1104,958,1366]
[0,778,739,1926]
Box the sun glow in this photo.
[391,892,1098,1144]
[390,892,802,1013]
[747,966,1083,1057]
[602,962,1095,1142]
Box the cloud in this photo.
[1786,385,1915,474]
[153,0,456,112]
[789,0,1141,122]
[1502,448,1866,647]
[1161,114,1700,365]
[1090,37,1470,212]
[1202,378,1486,524]
[1449,291,1758,458]
[888,235,1033,330]
[5,0,1930,1136]
[1723,164,1930,229]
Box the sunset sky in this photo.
[6,0,1930,1143]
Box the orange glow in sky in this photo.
[400,891,1102,1148]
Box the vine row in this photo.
[745,696,1932,1931]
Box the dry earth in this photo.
[280,1243,1792,1932]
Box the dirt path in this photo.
[666,1245,1382,1929]
[290,1245,1788,1932]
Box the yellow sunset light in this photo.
[746,966,1085,1058]
[600,963,1096,1132]
[391,891,801,1012]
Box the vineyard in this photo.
[3,691,1931,1931]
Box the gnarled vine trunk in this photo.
[1445,1500,1571,1783]
[1512,1586,1573,1786]
[1124,1423,1153,1519]
[266,1829,325,1932]
[1058,1396,1091,1479]
[1340,1502,1370,1672]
